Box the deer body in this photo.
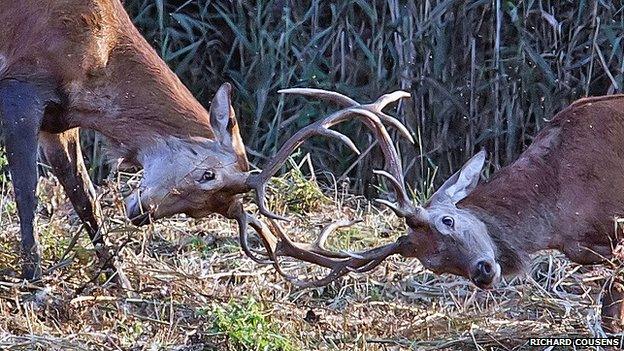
[0,0,216,151]
[0,1,411,286]
[374,95,624,332]
[462,96,624,272]
[462,97,624,332]
[0,0,252,279]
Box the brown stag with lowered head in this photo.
[0,0,411,288]
[260,89,624,333]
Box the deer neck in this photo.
[65,1,215,166]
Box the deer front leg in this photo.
[602,276,624,333]
[39,129,113,272]
[0,80,45,280]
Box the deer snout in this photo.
[125,193,153,226]
[470,259,501,289]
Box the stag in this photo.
[256,90,624,333]
[0,0,410,280]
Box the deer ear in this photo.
[209,83,249,171]
[430,150,486,205]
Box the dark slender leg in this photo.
[602,277,624,333]
[39,129,112,270]
[0,80,44,279]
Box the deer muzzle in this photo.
[470,259,501,289]
[125,192,152,226]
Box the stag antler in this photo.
[275,88,422,221]
[237,88,423,287]
[245,88,416,220]
[233,202,416,288]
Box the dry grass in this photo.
[0,170,622,350]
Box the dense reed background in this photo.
[83,0,624,197]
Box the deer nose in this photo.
[126,196,153,226]
[471,259,496,288]
[130,212,152,226]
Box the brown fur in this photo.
[396,95,624,332]
[0,0,251,279]
[454,96,624,332]
[462,96,624,270]
[0,0,215,163]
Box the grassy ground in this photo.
[0,165,622,350]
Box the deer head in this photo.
[125,83,250,225]
[376,150,501,289]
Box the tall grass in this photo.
[79,1,624,195]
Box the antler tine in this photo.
[319,129,360,155]
[254,184,289,221]
[247,106,402,222]
[369,91,411,112]
[340,107,418,218]
[235,208,275,264]
[235,209,405,288]
[372,170,415,216]
[375,111,414,144]
[315,219,362,251]
[279,88,414,143]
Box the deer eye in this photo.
[199,170,216,183]
[441,216,454,228]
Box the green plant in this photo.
[324,226,381,252]
[117,1,624,195]
[117,320,146,347]
[209,299,296,351]
[187,235,240,258]
[269,157,331,216]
